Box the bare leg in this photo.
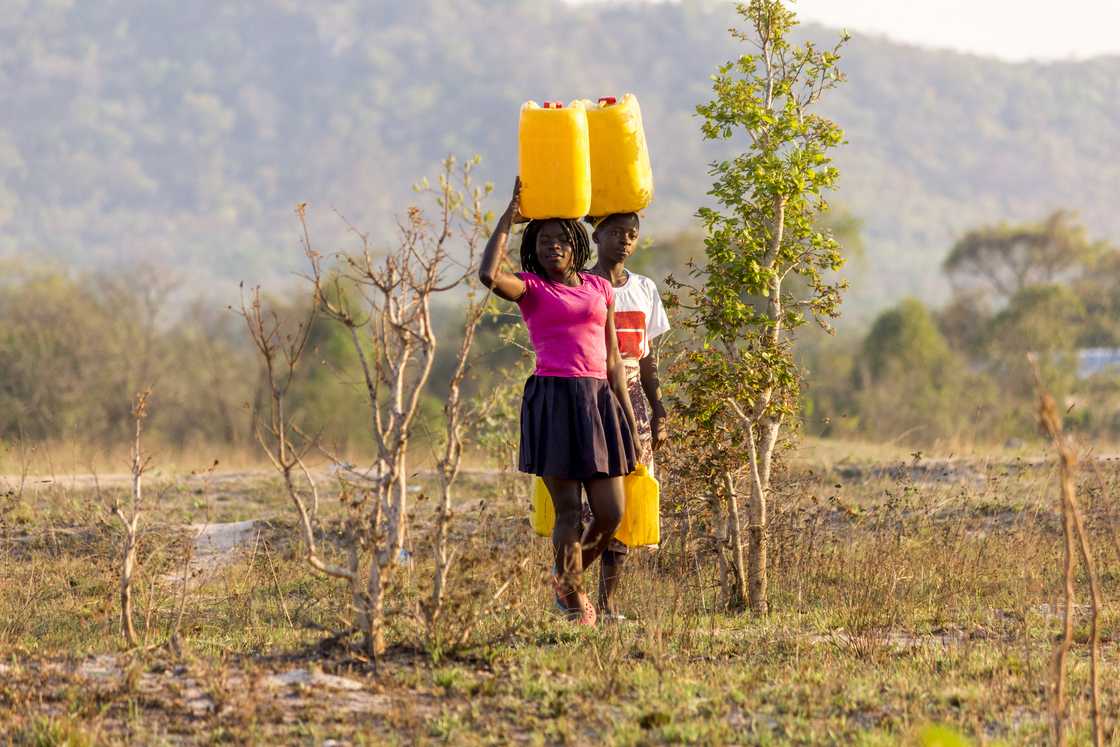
[580,476,625,570]
[543,476,583,608]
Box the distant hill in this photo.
[4,0,1119,317]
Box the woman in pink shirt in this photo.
[479,178,639,626]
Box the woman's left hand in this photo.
[651,416,668,451]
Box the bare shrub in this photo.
[1034,360,1105,747]
[245,156,500,662]
[110,390,151,648]
[424,261,503,642]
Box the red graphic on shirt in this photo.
[614,310,647,359]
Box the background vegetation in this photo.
[5,208,1118,456]
[4,0,1120,316]
[3,4,1117,744]
[801,211,1120,447]
[8,0,1120,457]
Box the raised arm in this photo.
[605,301,640,455]
[479,178,528,302]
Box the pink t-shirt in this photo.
[516,271,613,379]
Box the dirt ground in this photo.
[2,452,1117,744]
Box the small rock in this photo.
[77,654,120,680]
[160,520,261,586]
[268,669,312,687]
[266,668,365,692]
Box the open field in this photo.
[2,448,1118,745]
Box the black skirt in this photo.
[519,375,637,480]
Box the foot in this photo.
[552,571,596,625]
[574,592,597,626]
[552,568,587,617]
[551,574,575,616]
[598,594,627,623]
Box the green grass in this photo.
[1,454,1117,744]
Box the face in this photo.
[535,221,575,277]
[593,214,640,264]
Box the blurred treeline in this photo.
[6,210,1120,457]
[0,261,253,452]
[801,212,1120,447]
[0,220,733,461]
[0,222,697,461]
[0,260,526,461]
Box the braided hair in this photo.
[519,219,591,278]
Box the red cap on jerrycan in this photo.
[598,96,617,106]
[541,101,565,109]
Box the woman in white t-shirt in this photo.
[585,212,671,620]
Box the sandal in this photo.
[551,572,574,617]
[573,592,597,627]
[552,566,596,625]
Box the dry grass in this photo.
[0,437,510,488]
[1,450,1117,744]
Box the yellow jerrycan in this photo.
[531,476,555,537]
[518,100,592,219]
[586,94,654,217]
[614,464,660,547]
[530,465,660,546]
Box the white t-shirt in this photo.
[612,271,670,361]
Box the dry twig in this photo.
[111,389,151,648]
[1031,355,1104,747]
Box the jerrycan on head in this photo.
[518,100,592,220]
[586,94,654,217]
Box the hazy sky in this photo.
[565,0,1120,61]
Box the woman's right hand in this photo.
[507,177,528,224]
[479,177,529,302]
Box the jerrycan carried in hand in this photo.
[614,463,660,547]
[518,100,592,219]
[530,465,660,547]
[586,94,654,217]
[531,476,556,538]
